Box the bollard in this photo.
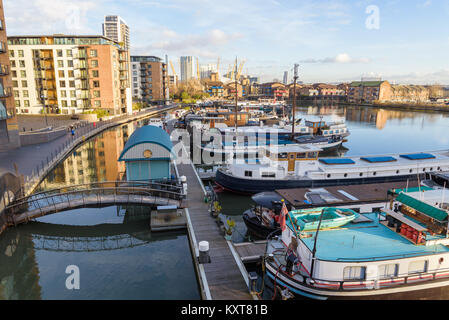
[198,241,211,264]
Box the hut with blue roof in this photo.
[118,125,174,181]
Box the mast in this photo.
[310,207,325,280]
[291,64,299,138]
[235,57,238,132]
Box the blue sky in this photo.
[4,0,449,84]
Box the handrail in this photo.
[6,186,185,215]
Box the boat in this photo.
[198,119,349,162]
[289,207,359,231]
[148,118,164,129]
[264,188,449,300]
[215,146,449,194]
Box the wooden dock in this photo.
[176,159,254,300]
[233,241,267,264]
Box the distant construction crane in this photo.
[236,60,246,80]
[169,60,177,83]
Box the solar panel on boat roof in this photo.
[360,156,397,163]
[399,153,436,160]
[319,158,356,165]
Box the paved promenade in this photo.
[0,106,178,194]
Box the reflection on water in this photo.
[0,205,200,300]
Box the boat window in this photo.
[297,153,306,159]
[290,154,295,160]
[244,171,253,177]
[379,264,398,279]
[262,172,276,178]
[343,266,366,281]
[278,153,288,159]
[408,260,428,274]
[307,152,318,159]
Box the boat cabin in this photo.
[265,145,321,174]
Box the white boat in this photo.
[215,147,449,194]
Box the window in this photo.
[90,49,97,57]
[70,91,76,98]
[244,171,253,177]
[21,80,27,88]
[69,81,75,88]
[58,60,64,68]
[20,70,26,78]
[278,153,288,159]
[59,81,66,88]
[408,260,428,274]
[71,101,76,108]
[308,152,318,158]
[19,60,25,68]
[57,50,63,57]
[92,70,99,77]
[18,50,24,57]
[68,70,74,78]
[67,60,73,68]
[12,71,17,78]
[93,81,100,88]
[23,90,29,98]
[297,153,306,159]
[261,172,276,178]
[379,264,398,279]
[91,60,98,67]
[9,50,14,58]
[61,100,67,107]
[93,90,100,98]
[60,90,67,98]
[66,50,72,57]
[343,266,366,281]
[58,70,65,77]
[13,90,19,98]
[13,80,18,87]
[94,100,101,107]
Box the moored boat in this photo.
[264,188,449,300]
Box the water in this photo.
[0,116,201,300]
[218,104,449,242]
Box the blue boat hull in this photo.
[215,169,422,195]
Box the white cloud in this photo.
[300,53,371,64]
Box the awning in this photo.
[396,192,448,222]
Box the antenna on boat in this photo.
[291,64,299,139]
[310,207,326,280]
[234,56,238,133]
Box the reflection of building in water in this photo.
[0,229,42,299]
[94,129,126,182]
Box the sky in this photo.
[4,0,449,84]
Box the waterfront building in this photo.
[0,0,20,150]
[388,85,430,103]
[204,80,224,98]
[131,56,168,105]
[118,125,174,181]
[258,82,288,100]
[180,56,197,82]
[348,80,391,104]
[8,35,132,115]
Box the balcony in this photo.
[0,87,12,98]
[0,65,9,76]
[74,53,88,59]
[0,101,13,120]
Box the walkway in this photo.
[0,106,178,196]
[177,160,253,300]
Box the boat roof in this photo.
[397,189,449,222]
[265,144,323,153]
[318,150,449,170]
[292,212,449,262]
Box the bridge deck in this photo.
[11,194,182,225]
[177,161,253,300]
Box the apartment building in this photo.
[131,56,168,105]
[8,35,132,115]
[348,81,391,103]
[180,56,197,82]
[0,0,20,150]
[102,15,130,50]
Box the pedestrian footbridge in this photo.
[4,181,186,226]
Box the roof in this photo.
[118,125,173,161]
[350,81,387,87]
[396,192,448,222]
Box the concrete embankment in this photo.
[339,102,449,113]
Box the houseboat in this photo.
[264,188,449,300]
[199,120,350,162]
[215,146,449,194]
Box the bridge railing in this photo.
[5,180,186,217]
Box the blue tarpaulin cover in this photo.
[319,158,356,165]
[361,156,397,163]
[400,153,436,160]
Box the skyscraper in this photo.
[180,56,197,82]
[102,15,130,50]
[283,71,288,85]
